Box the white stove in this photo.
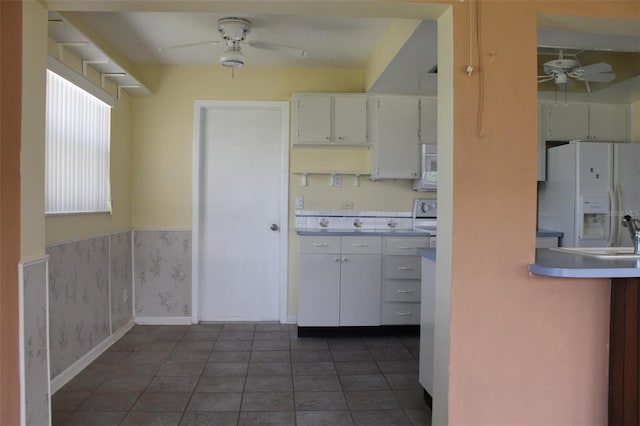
[413,198,437,247]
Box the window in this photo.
[45,60,113,214]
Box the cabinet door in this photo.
[545,103,589,141]
[589,104,629,142]
[419,257,436,394]
[419,97,437,144]
[334,95,367,144]
[294,94,331,144]
[339,254,381,326]
[298,254,340,326]
[371,96,420,179]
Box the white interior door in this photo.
[194,101,288,322]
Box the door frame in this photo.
[192,100,290,324]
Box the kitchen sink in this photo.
[550,247,640,259]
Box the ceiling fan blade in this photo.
[158,40,220,52]
[574,62,612,75]
[246,40,307,58]
[576,72,617,83]
[537,74,555,83]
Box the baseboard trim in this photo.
[50,319,134,394]
[135,316,192,325]
[285,315,297,324]
[297,325,420,338]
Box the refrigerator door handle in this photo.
[607,187,617,247]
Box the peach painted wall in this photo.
[446,1,638,424]
[0,2,22,424]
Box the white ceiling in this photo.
[66,12,395,68]
[47,9,640,101]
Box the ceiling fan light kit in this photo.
[220,41,245,68]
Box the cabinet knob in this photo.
[342,257,348,262]
[325,136,331,140]
[335,257,340,262]
[337,136,344,141]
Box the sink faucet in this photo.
[622,215,640,254]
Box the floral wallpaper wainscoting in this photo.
[134,230,192,320]
[110,231,133,330]
[47,236,111,378]
[21,258,50,426]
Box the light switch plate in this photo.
[295,196,304,209]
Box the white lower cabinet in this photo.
[298,236,381,326]
[419,256,436,396]
[381,237,428,325]
[298,253,341,326]
[340,254,382,326]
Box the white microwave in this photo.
[413,143,437,191]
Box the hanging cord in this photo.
[475,0,485,137]
[466,0,474,76]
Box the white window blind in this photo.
[45,69,112,214]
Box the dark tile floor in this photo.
[52,323,431,426]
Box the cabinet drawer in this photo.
[384,237,428,255]
[381,302,420,325]
[383,280,421,302]
[341,236,382,254]
[384,256,421,279]
[300,236,340,254]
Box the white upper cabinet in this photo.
[369,95,420,180]
[292,93,367,145]
[333,95,368,144]
[542,102,630,142]
[543,103,589,141]
[419,97,437,144]
[538,102,631,181]
[588,104,629,142]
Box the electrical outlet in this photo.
[333,175,342,187]
[341,201,354,209]
[295,196,304,209]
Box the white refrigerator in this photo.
[538,141,640,248]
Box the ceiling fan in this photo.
[158,17,307,75]
[537,49,616,93]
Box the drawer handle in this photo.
[397,289,414,293]
[396,312,413,316]
[398,246,412,250]
[312,243,328,247]
[397,266,414,271]
[352,243,368,247]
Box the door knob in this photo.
[270,224,279,231]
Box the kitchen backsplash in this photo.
[295,210,413,230]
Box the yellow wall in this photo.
[21,0,47,260]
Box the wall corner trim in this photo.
[135,316,192,325]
